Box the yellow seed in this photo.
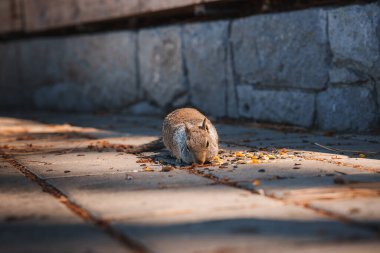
[213,156,223,163]
[246,153,254,158]
[359,154,366,158]
[250,158,259,164]
[252,179,261,187]
[235,152,244,157]
[143,166,153,172]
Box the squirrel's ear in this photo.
[201,117,209,132]
[184,122,191,135]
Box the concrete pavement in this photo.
[0,112,379,253]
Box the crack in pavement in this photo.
[177,162,380,237]
[0,151,152,253]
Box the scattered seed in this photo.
[250,159,259,164]
[143,166,154,172]
[252,179,261,187]
[137,158,153,163]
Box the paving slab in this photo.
[115,222,379,253]
[196,159,374,182]
[48,171,260,220]
[16,151,140,178]
[0,160,129,253]
[308,196,380,225]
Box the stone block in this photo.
[329,66,368,85]
[138,26,186,107]
[182,20,232,117]
[26,31,138,111]
[328,3,380,74]
[231,9,328,90]
[20,37,66,89]
[62,31,138,110]
[237,85,315,127]
[170,93,189,108]
[127,101,163,115]
[34,82,94,111]
[0,42,26,108]
[377,81,380,110]
[316,86,379,132]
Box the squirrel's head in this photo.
[184,118,212,165]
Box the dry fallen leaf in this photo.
[161,166,173,172]
[137,158,153,163]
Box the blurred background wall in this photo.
[0,0,379,132]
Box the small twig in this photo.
[313,142,378,154]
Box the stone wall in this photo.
[0,2,379,132]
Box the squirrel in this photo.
[118,108,218,165]
[162,108,219,165]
